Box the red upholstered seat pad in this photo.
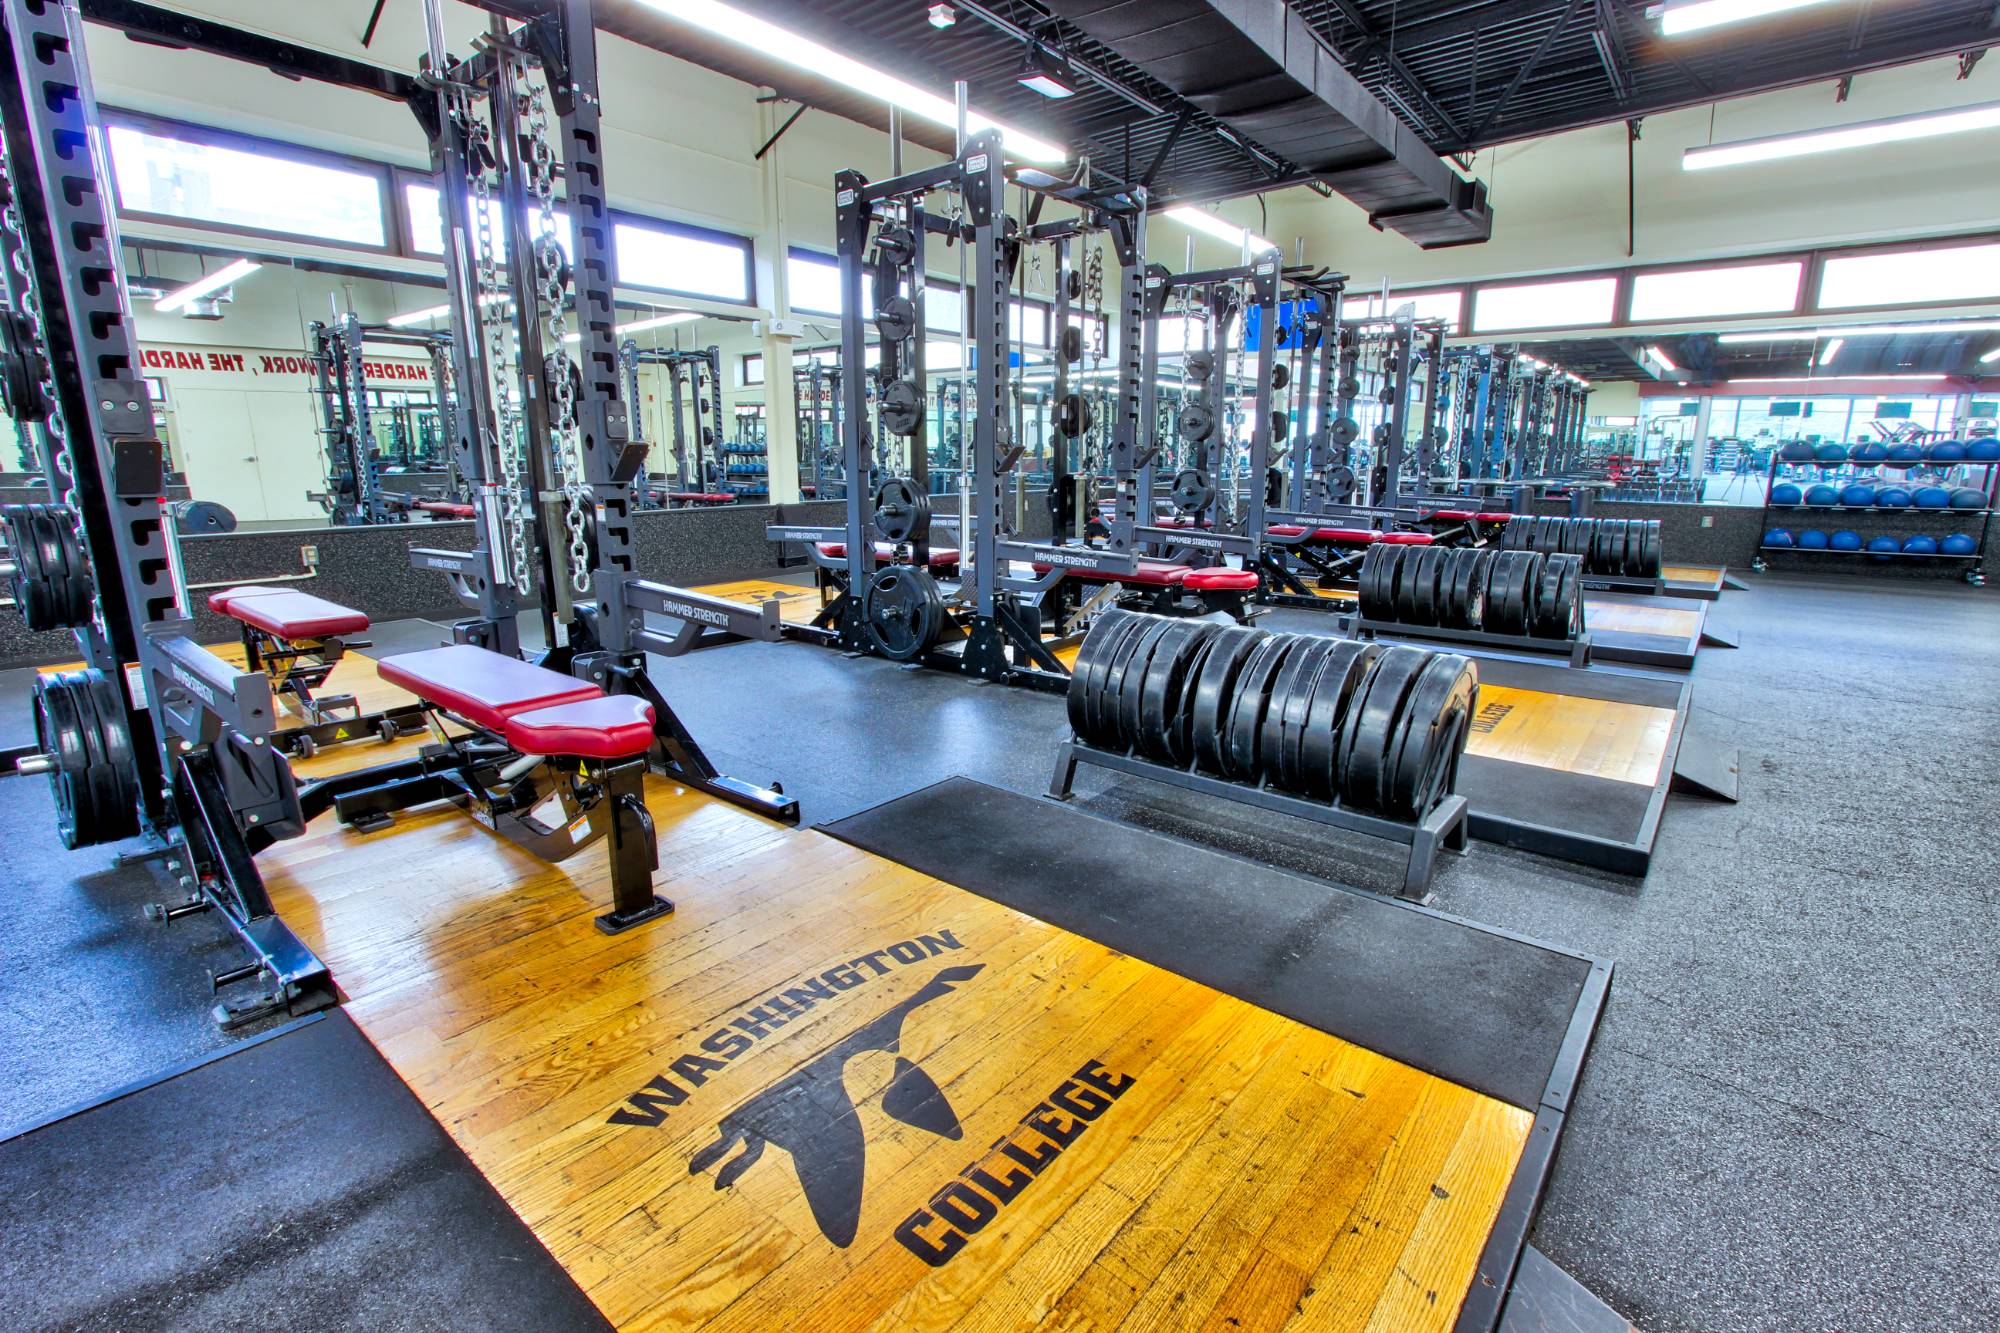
[207,586,369,638]
[1183,568,1259,591]
[1032,560,1190,585]
[1477,512,1515,523]
[504,694,656,760]
[415,501,475,517]
[815,541,960,567]
[1427,509,1477,521]
[1377,532,1435,545]
[376,644,602,733]
[670,492,737,503]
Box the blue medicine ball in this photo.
[1778,440,1816,462]
[1850,440,1889,463]
[1770,482,1804,505]
[1865,535,1900,559]
[1763,528,1795,548]
[1902,535,1940,556]
[1941,532,1978,556]
[1797,528,1830,550]
[1949,487,1987,509]
[1830,530,1864,552]
[1912,486,1951,509]
[1814,442,1848,465]
[1966,437,2000,461]
[1929,439,1967,462]
[1840,483,1876,507]
[1885,443,1924,467]
[1804,483,1841,507]
[1875,487,1912,508]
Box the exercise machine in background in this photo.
[307,313,462,524]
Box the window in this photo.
[1630,261,1801,321]
[1013,301,1050,347]
[404,182,571,262]
[1154,313,1214,352]
[614,219,752,303]
[108,120,386,247]
[740,353,764,386]
[1817,242,2000,309]
[1341,290,1463,332]
[787,250,872,318]
[1472,277,1618,333]
[925,283,964,335]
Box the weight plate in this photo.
[875,295,917,343]
[1261,635,1334,796]
[1327,464,1357,500]
[1336,376,1360,399]
[1462,549,1492,630]
[1074,610,1145,744]
[1189,626,1268,775]
[1178,403,1215,444]
[1269,409,1288,442]
[1271,362,1290,391]
[1138,620,1219,765]
[1169,468,1215,514]
[1533,550,1565,638]
[1184,351,1214,382]
[1588,519,1612,574]
[65,667,139,846]
[880,379,923,438]
[872,475,930,544]
[1554,554,1583,638]
[1113,616,1179,753]
[1299,639,1379,802]
[861,565,943,662]
[1485,550,1535,636]
[1640,521,1662,577]
[1162,623,1228,766]
[1358,543,1398,622]
[1336,644,1429,815]
[1383,653,1479,820]
[1412,545,1449,626]
[35,671,91,850]
[1057,324,1084,365]
[1065,270,1083,301]
[1561,517,1591,558]
[1224,633,1297,783]
[1328,416,1358,447]
[1392,542,1426,625]
[1601,519,1629,576]
[1088,610,1155,747]
[1502,516,1529,552]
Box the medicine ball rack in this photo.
[1753,450,1993,584]
[1048,610,1474,901]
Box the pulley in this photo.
[861,565,944,662]
[875,295,917,343]
[879,379,923,437]
[871,475,930,544]
[2,503,92,632]
[1177,402,1215,444]
[1168,468,1215,514]
[33,668,142,851]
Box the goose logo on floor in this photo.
[689,963,985,1247]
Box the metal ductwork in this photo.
[1041,0,1493,248]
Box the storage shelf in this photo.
[1758,545,1980,560]
[1765,504,1991,516]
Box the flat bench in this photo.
[412,500,475,519]
[208,586,421,755]
[661,491,738,507]
[376,644,655,760]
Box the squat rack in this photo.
[308,314,459,524]
[622,342,722,498]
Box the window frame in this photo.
[1470,273,1622,335]
[1809,236,2000,313]
[1623,255,1808,324]
[105,109,395,254]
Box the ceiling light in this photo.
[564,311,702,343]
[926,2,956,28]
[1817,337,1843,367]
[1016,44,1077,99]
[1726,374,1948,384]
[1685,100,2000,171]
[1717,320,2000,343]
[1163,205,1275,254]
[635,0,1066,164]
[1657,0,1844,38]
[385,292,511,328]
[154,258,258,314]
[1643,344,1678,373]
[1980,346,2000,364]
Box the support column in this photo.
[1689,396,1714,501]
[757,93,801,503]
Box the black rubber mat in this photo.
[821,776,1597,1111]
[0,1012,609,1332]
[1462,756,1657,843]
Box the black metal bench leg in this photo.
[596,759,672,934]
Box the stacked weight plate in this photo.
[1359,543,1583,641]
[1502,515,1662,578]
[1066,610,1478,822]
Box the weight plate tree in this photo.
[1067,609,1478,822]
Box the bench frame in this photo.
[231,616,426,758]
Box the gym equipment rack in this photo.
[1752,448,1993,584]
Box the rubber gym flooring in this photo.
[1,571,1996,1331]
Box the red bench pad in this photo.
[669,491,738,503]
[1183,568,1259,592]
[504,694,656,760]
[816,541,961,568]
[1427,509,1478,522]
[207,586,369,639]
[415,501,475,518]
[1266,526,1435,547]
[1032,560,1190,586]
[1477,512,1514,523]
[377,644,601,733]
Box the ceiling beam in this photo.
[1466,0,1590,143]
[1305,0,1479,145]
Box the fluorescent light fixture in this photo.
[1017,44,1077,99]
[1659,0,1843,38]
[926,2,956,28]
[634,0,1066,164]
[154,258,258,313]
[1685,100,2000,171]
[1164,205,1275,254]
[563,311,702,344]
[1717,320,2000,343]
[1980,346,2000,364]
[1817,337,1844,367]
[385,292,511,328]
[1726,374,1947,384]
[1643,344,1678,373]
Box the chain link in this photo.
[522,83,591,595]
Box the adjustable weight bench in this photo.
[207,586,424,758]
[325,643,671,934]
[1030,558,1258,617]
[1416,509,1514,546]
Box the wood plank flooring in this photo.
[1465,683,1673,786]
[266,727,1533,1330]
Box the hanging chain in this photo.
[521,81,590,595]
